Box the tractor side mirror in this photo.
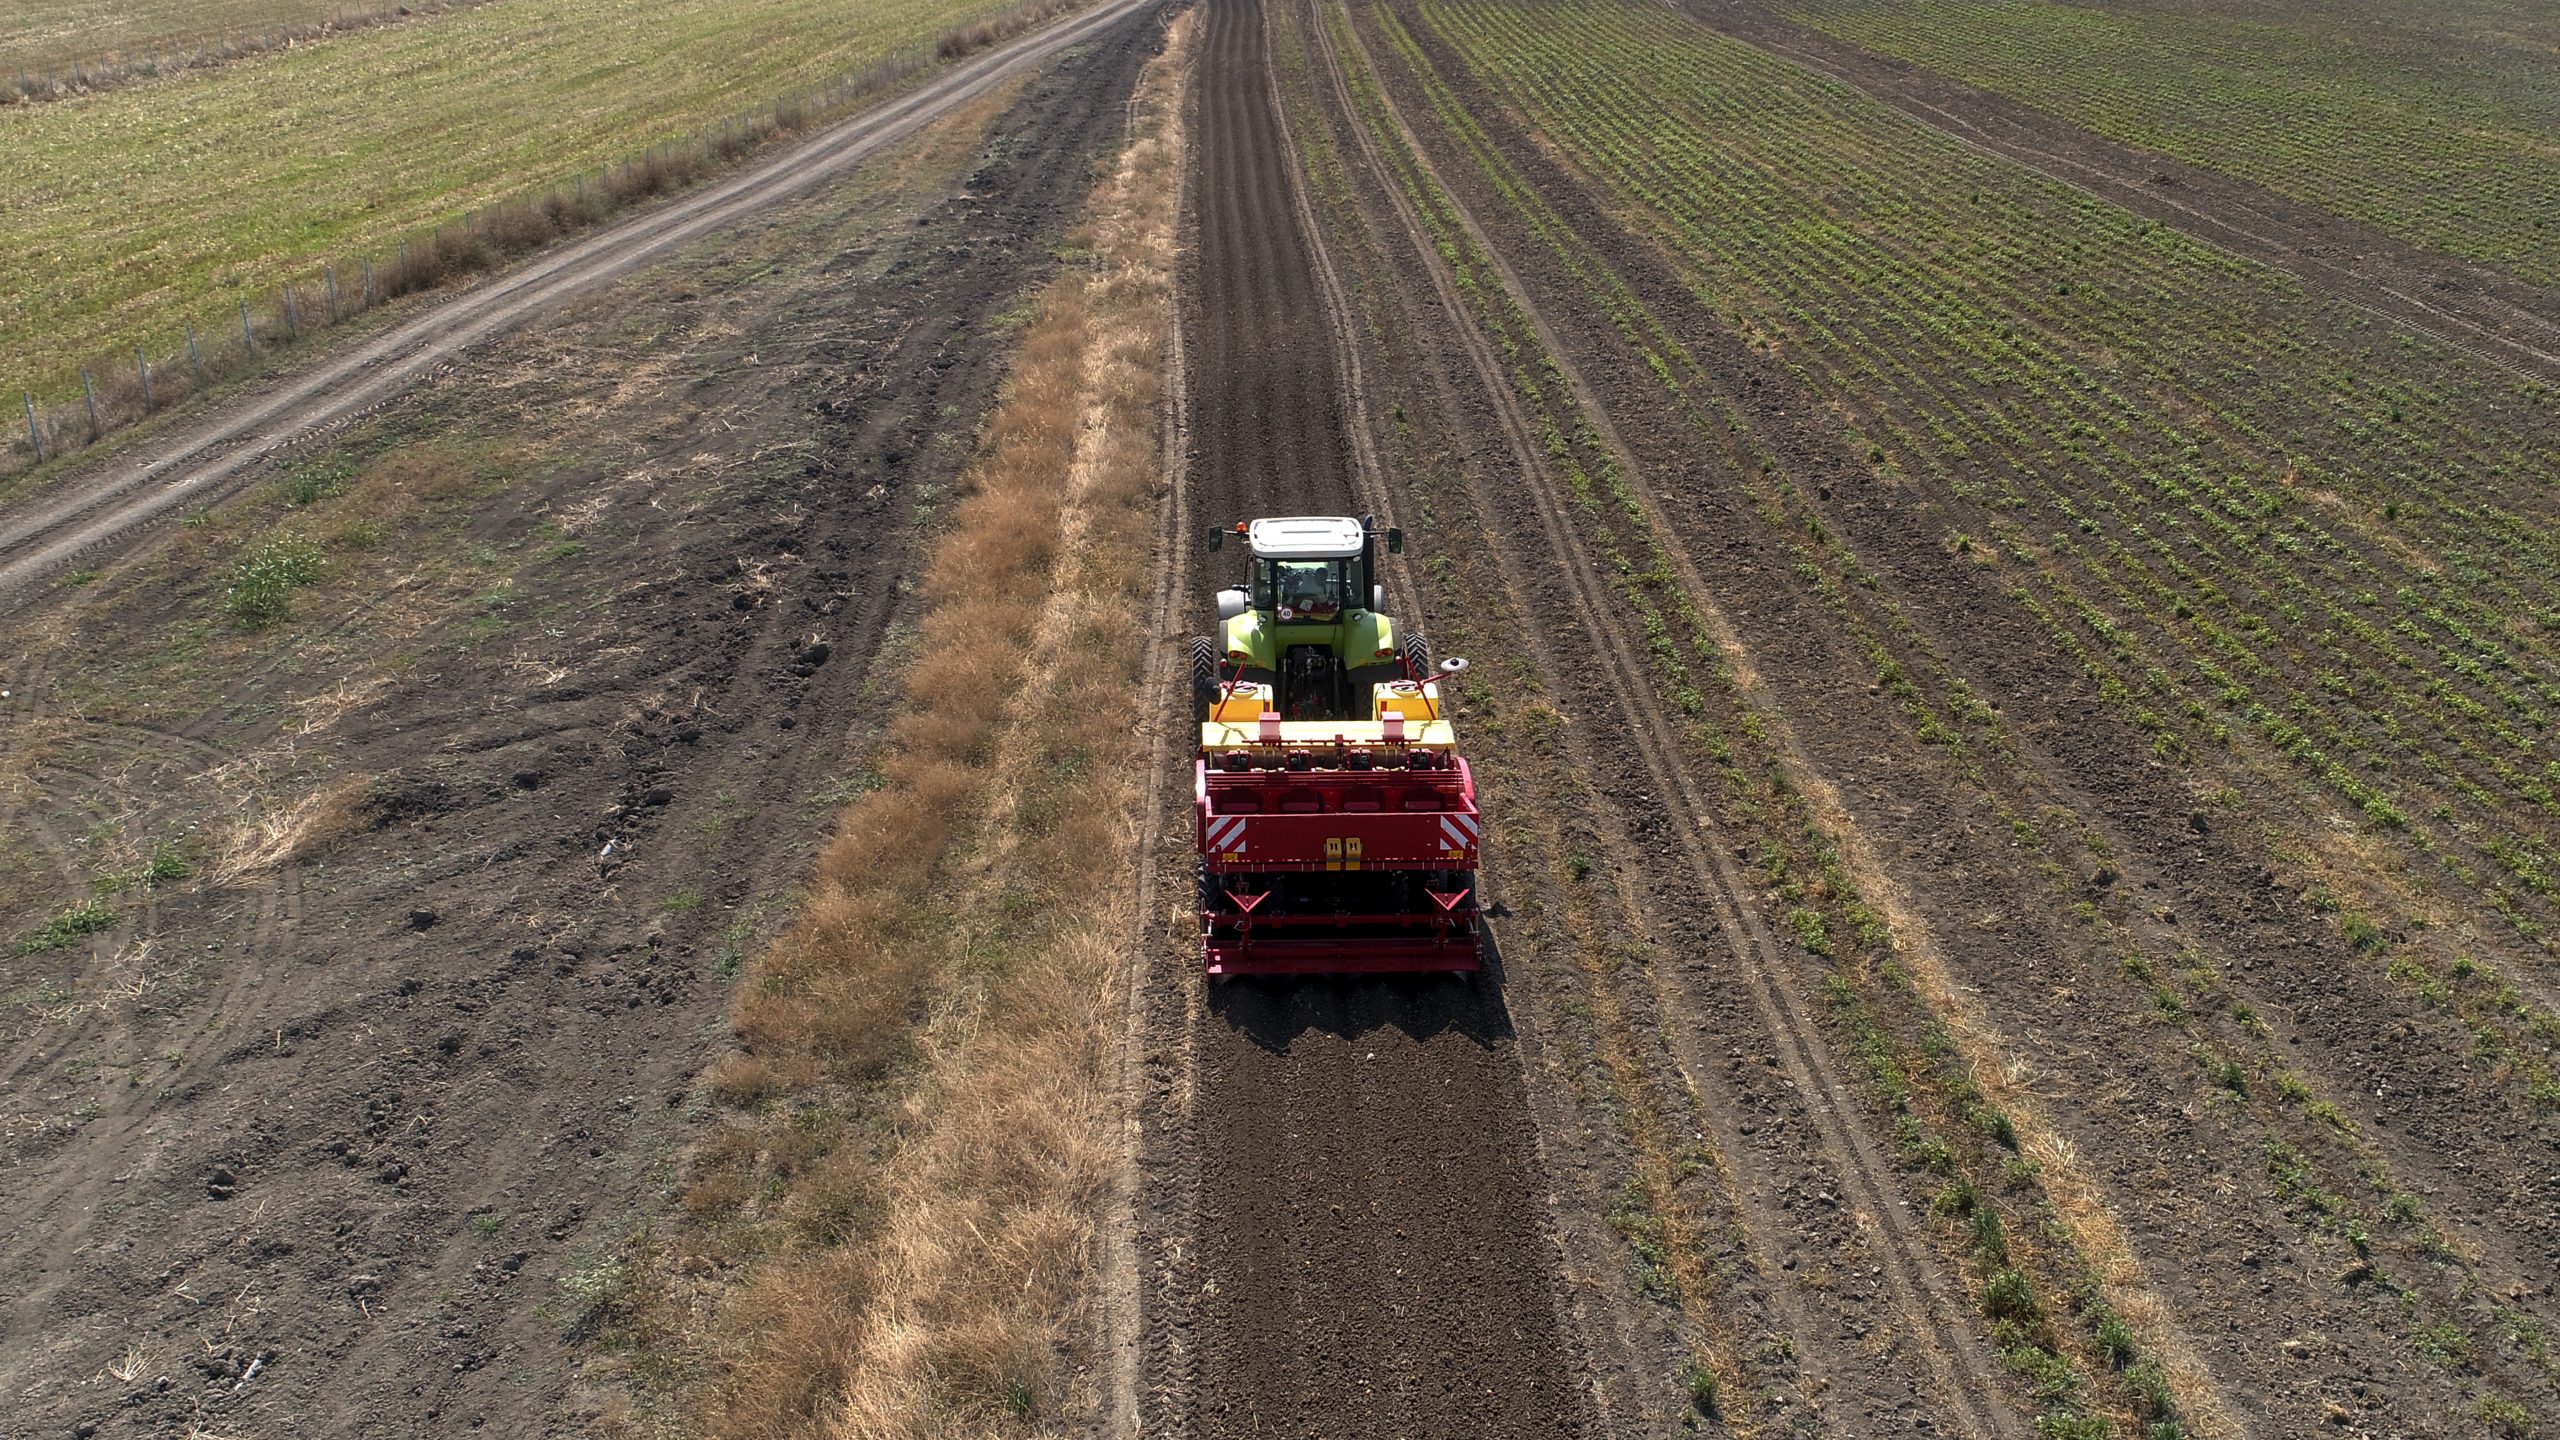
[1207,527,1224,552]
[1386,527,1404,554]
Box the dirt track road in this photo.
[0,0,1154,602]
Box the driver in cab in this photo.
[1276,564,1343,623]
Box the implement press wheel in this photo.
[1190,635,1219,722]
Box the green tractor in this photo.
[1191,515,1430,722]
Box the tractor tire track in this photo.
[1107,49,1199,1429]
[1302,2,2034,1432]
[0,0,1157,602]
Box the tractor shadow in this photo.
[1205,922,1520,1053]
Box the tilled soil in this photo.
[1330,0,2560,1431]
[1283,0,2034,1428]
[1148,0,2560,1433]
[0,18,1161,1436]
[1134,1,1595,1435]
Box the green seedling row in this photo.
[1325,8,2209,1428]
[1418,0,2560,959]
[1778,0,2560,288]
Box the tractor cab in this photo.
[1207,515,1407,721]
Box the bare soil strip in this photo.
[0,0,1154,602]
[1134,2,1594,1435]
[1681,0,2560,385]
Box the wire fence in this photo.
[1,0,1077,480]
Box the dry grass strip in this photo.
[621,14,1193,1439]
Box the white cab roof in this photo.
[1249,515,1365,560]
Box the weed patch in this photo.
[15,899,117,954]
[222,535,325,628]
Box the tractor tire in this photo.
[1189,636,1219,721]
[1403,632,1431,681]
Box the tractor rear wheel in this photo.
[1403,632,1431,681]
[1189,636,1219,721]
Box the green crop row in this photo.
[1371,0,2560,1414]
[1414,0,2560,1124]
[1317,7,2222,1427]
[1416,0,2560,962]
[1775,0,2560,289]
[1383,0,2560,1069]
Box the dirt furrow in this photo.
[1342,1,2560,1427]
[1314,4,2250,1427]
[1106,83,1203,1436]
[1138,1,1592,1435]
[1293,4,2039,1430]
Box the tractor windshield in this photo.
[1261,558,1351,621]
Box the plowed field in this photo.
[1137,0,2560,1436]
[6,0,2556,1434]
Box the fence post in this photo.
[188,324,206,383]
[282,285,298,337]
[364,258,375,306]
[242,299,257,354]
[138,349,153,413]
[23,394,42,464]
[82,368,99,439]
[326,265,340,318]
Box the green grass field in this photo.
[2,0,373,75]
[1774,0,2560,288]
[0,0,1030,408]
